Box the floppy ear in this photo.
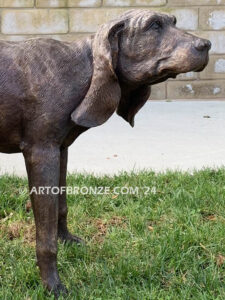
[71,20,124,128]
[117,85,151,127]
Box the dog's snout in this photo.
[193,39,211,52]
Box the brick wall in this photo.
[0,0,225,100]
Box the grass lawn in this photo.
[0,169,225,299]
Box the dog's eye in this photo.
[146,20,162,31]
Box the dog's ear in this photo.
[71,20,124,128]
[117,85,151,127]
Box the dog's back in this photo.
[0,38,92,153]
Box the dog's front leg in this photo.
[58,147,84,244]
[23,145,67,297]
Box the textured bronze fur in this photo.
[0,10,210,297]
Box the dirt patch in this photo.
[25,200,32,212]
[90,216,127,243]
[0,219,35,247]
[216,254,225,267]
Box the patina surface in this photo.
[0,10,210,297]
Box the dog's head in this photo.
[117,10,210,84]
[72,10,211,128]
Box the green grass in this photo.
[0,169,225,300]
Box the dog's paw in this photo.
[59,231,85,245]
[51,282,68,299]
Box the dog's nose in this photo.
[194,38,211,51]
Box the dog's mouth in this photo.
[147,50,209,86]
[149,72,177,85]
[194,59,209,72]
[155,50,209,80]
[147,56,178,84]
[151,63,207,85]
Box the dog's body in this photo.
[0,38,92,154]
[0,10,210,297]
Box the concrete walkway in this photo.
[0,101,225,176]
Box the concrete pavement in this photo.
[0,101,225,176]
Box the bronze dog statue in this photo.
[0,10,210,297]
